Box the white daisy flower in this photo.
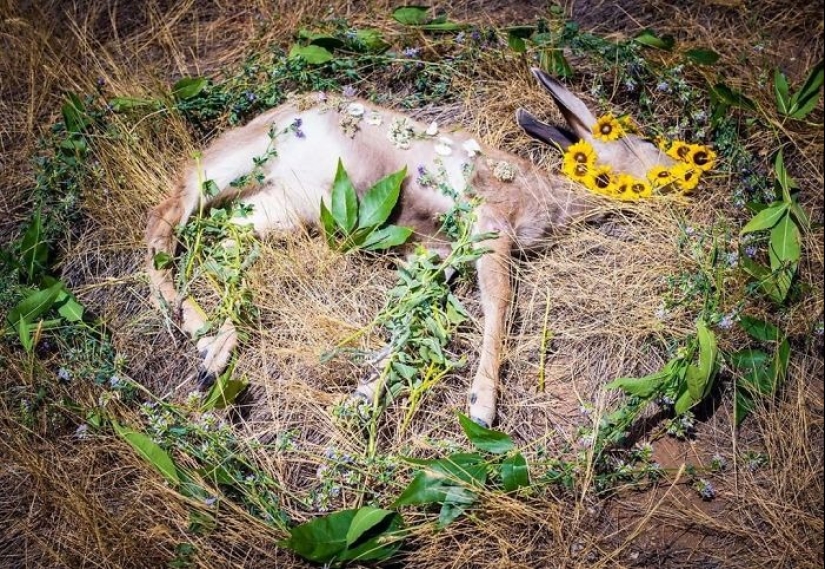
[425,121,439,136]
[347,102,365,117]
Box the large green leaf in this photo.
[740,203,787,234]
[392,6,429,26]
[357,167,407,229]
[633,29,675,51]
[774,69,791,114]
[500,452,530,492]
[361,225,413,251]
[711,83,757,112]
[392,471,451,507]
[201,368,248,410]
[54,287,85,322]
[113,422,180,486]
[458,414,514,454]
[789,59,824,118]
[330,160,359,233]
[319,200,337,247]
[61,92,88,133]
[739,316,783,343]
[352,29,389,53]
[695,321,718,399]
[297,30,344,50]
[405,453,488,486]
[20,210,49,282]
[606,368,671,398]
[6,281,63,328]
[288,44,334,65]
[769,214,800,266]
[685,48,720,66]
[172,77,208,100]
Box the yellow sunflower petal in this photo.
[564,140,597,167]
[687,144,716,172]
[648,165,676,188]
[592,114,625,142]
[671,162,702,194]
[590,165,617,195]
[666,140,692,162]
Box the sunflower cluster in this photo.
[560,115,716,201]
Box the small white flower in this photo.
[347,102,365,117]
[462,138,482,157]
[366,112,382,126]
[434,142,453,156]
[74,424,89,439]
[425,121,439,136]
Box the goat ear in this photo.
[531,68,597,140]
[516,108,578,151]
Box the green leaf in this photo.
[774,69,791,114]
[728,348,770,372]
[297,30,344,50]
[711,83,757,112]
[769,214,800,266]
[393,471,451,507]
[20,210,49,282]
[735,388,755,425]
[345,507,394,547]
[606,369,670,398]
[674,388,696,415]
[696,321,718,398]
[739,316,782,343]
[330,159,359,233]
[685,365,705,401]
[280,509,353,563]
[772,338,791,389]
[201,369,248,411]
[789,59,824,118]
[458,413,514,454]
[501,452,530,492]
[54,287,85,322]
[773,150,798,202]
[633,29,675,51]
[352,29,389,53]
[685,48,720,66]
[357,166,407,229]
[508,32,527,53]
[16,316,33,353]
[113,422,180,486]
[419,21,465,33]
[108,96,159,112]
[392,6,429,26]
[405,453,487,486]
[288,44,334,65]
[172,77,208,100]
[540,49,573,79]
[61,92,88,133]
[153,251,173,270]
[319,200,337,247]
[789,201,811,232]
[6,281,63,328]
[361,225,413,251]
[740,202,788,234]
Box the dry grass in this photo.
[1,0,823,568]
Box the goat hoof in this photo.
[196,368,216,390]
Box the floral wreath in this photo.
[562,114,716,201]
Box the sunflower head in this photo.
[648,165,676,188]
[564,140,597,167]
[562,156,592,182]
[592,114,625,142]
[687,144,716,172]
[589,165,617,195]
[671,162,701,194]
[666,140,693,162]
[614,174,639,201]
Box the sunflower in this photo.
[614,174,652,201]
[686,144,716,172]
[671,162,701,194]
[592,114,625,142]
[666,140,693,162]
[589,165,617,195]
[562,156,592,183]
[648,165,676,188]
[564,140,597,169]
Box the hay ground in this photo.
[1,1,823,568]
